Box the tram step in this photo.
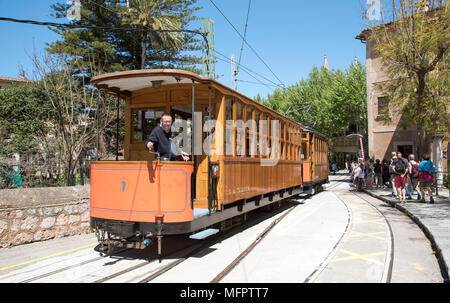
[189,228,220,240]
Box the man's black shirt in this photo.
[146,125,174,160]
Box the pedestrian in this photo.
[381,159,390,187]
[405,155,414,200]
[389,152,398,198]
[408,154,421,201]
[392,151,409,203]
[350,161,357,184]
[331,162,337,175]
[362,159,368,188]
[374,159,382,188]
[353,160,365,191]
[418,154,435,204]
[366,160,375,189]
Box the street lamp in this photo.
[346,133,365,161]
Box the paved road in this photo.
[360,173,450,283]
[0,173,446,283]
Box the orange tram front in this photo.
[89,70,329,255]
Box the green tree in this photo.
[119,0,200,70]
[327,62,367,136]
[33,52,119,186]
[47,0,202,75]
[0,84,52,156]
[0,83,63,187]
[260,63,367,139]
[48,0,125,76]
[366,0,449,137]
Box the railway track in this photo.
[210,202,300,283]
[302,178,395,283]
[0,175,397,283]
[136,198,304,283]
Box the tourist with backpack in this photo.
[408,154,421,200]
[418,154,435,204]
[392,151,409,203]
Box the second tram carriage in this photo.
[89,69,328,254]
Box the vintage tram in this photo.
[89,69,328,254]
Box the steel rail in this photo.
[210,200,302,283]
[303,183,395,283]
[137,199,302,283]
[18,247,131,283]
[353,191,395,283]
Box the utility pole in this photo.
[230,54,237,90]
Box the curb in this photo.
[362,189,449,283]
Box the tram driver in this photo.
[146,112,190,161]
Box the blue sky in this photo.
[0,0,371,99]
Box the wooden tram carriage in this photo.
[89,69,328,253]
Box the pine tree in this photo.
[47,0,203,76]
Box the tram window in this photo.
[271,118,279,159]
[254,110,260,133]
[132,108,165,143]
[281,123,285,160]
[235,102,244,157]
[267,116,271,155]
[246,107,254,157]
[236,119,245,157]
[225,99,233,121]
[298,143,301,161]
[172,113,191,151]
[225,99,234,156]
[254,110,260,156]
[302,142,308,159]
[293,128,296,160]
[292,128,296,160]
[261,114,268,157]
[246,106,252,124]
[225,122,234,156]
[236,102,243,121]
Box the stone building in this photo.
[355,28,448,184]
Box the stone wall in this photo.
[0,185,91,248]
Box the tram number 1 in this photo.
[121,181,126,192]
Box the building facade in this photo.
[356,31,449,180]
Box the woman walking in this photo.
[418,155,435,204]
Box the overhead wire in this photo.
[215,49,283,90]
[0,2,280,92]
[208,0,285,89]
[214,51,278,92]
[0,16,209,51]
[215,57,273,91]
[237,0,252,71]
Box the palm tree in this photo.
[121,0,185,69]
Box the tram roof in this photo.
[91,69,319,132]
[90,69,206,95]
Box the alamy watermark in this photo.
[169,112,283,166]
